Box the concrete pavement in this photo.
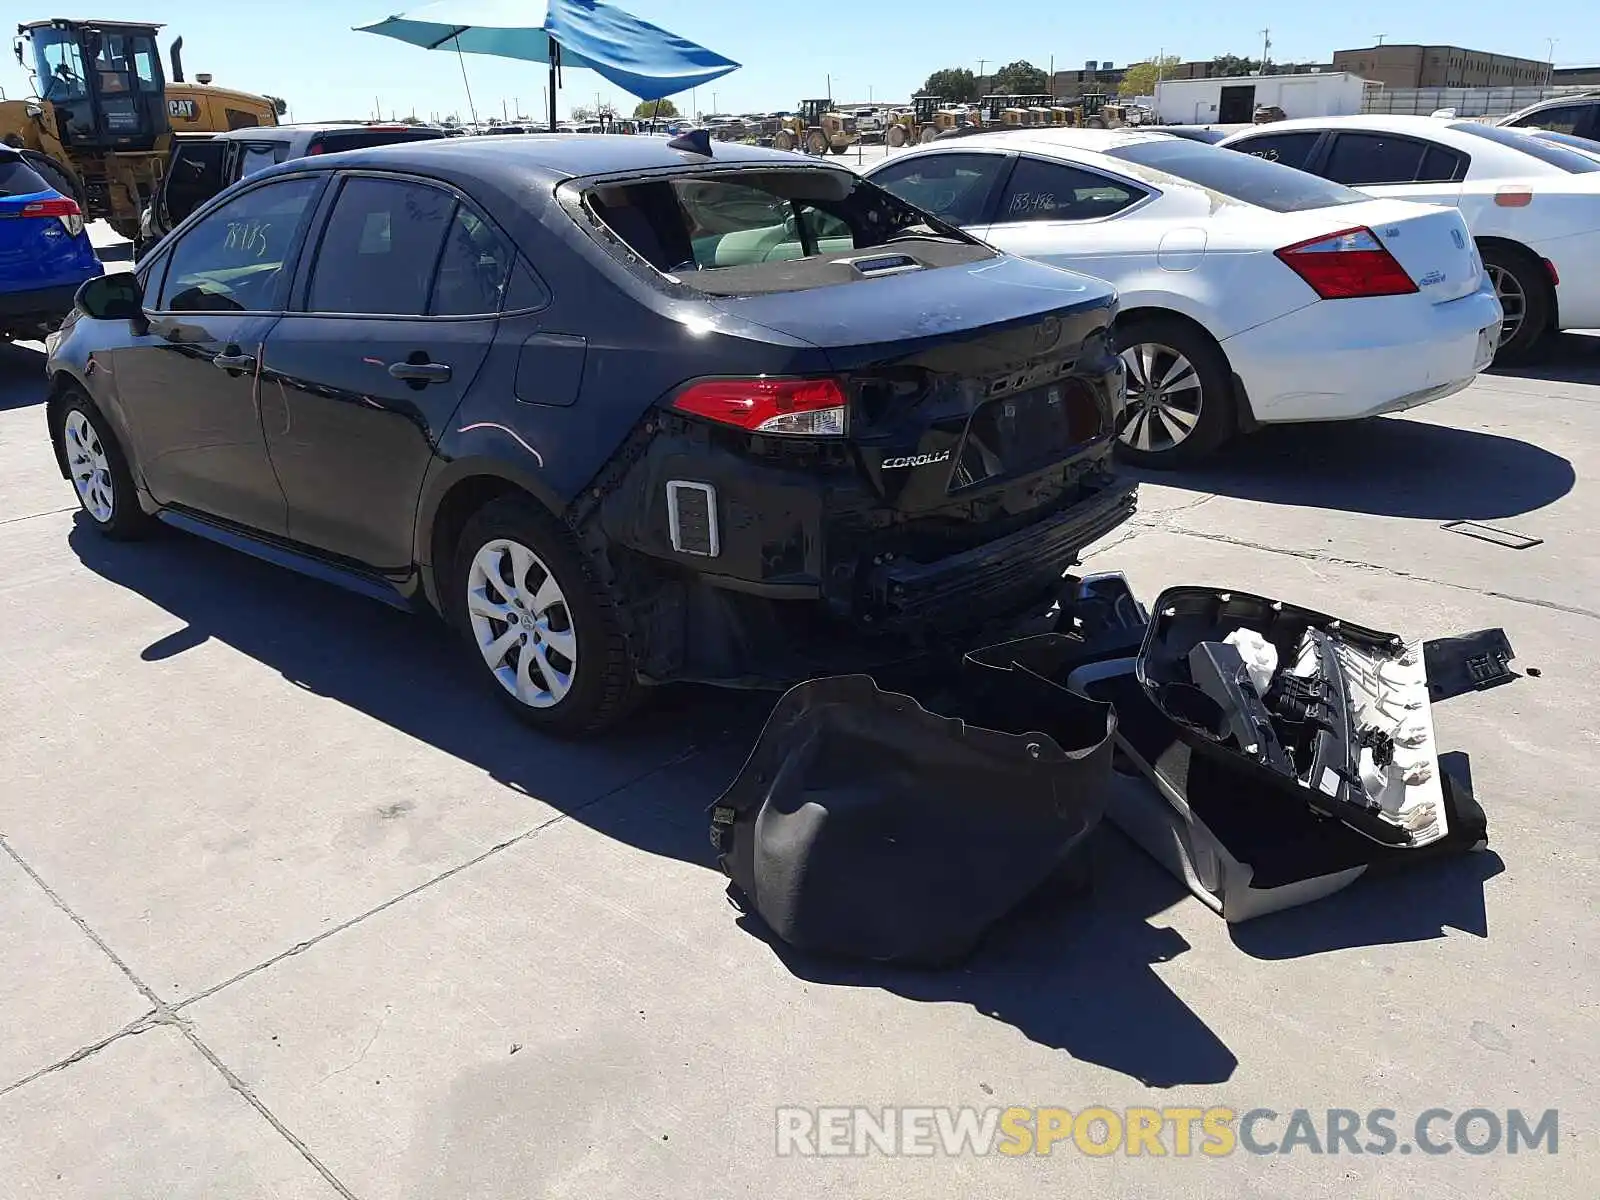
[1,328,1595,1197]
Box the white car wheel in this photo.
[466,538,579,709]
[64,408,116,524]
[1118,342,1204,454]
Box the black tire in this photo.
[918,125,938,144]
[829,141,849,155]
[1111,314,1237,469]
[54,389,153,540]
[449,494,638,735]
[1480,242,1553,364]
[886,124,907,148]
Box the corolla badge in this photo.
[882,449,952,470]
[1451,228,1466,249]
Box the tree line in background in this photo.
[921,54,1327,103]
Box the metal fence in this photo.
[1361,85,1597,117]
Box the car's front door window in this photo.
[868,153,1008,227]
[1321,134,1431,186]
[156,176,322,312]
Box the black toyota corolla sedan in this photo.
[46,134,1135,734]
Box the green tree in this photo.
[1119,56,1182,96]
[921,67,979,102]
[570,104,595,121]
[634,98,680,118]
[992,60,1047,95]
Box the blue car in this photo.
[0,145,102,342]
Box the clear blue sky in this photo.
[3,1,1590,122]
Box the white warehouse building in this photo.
[1154,71,1369,125]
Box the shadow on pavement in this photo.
[741,832,1239,1088]
[0,342,46,412]
[1487,331,1600,386]
[1130,412,1574,520]
[68,517,769,867]
[1229,848,1505,961]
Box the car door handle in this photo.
[212,350,256,372]
[388,360,452,384]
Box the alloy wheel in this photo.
[466,539,578,709]
[1484,263,1526,347]
[64,410,115,523]
[1118,342,1203,454]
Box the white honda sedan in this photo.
[866,129,1501,466]
[1219,116,1600,363]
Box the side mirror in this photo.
[76,273,149,332]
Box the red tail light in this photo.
[21,196,84,237]
[307,140,326,155]
[671,377,849,436]
[1274,226,1417,300]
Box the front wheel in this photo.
[773,129,794,152]
[449,495,638,735]
[55,391,152,539]
[1112,316,1236,469]
[805,129,828,155]
[886,124,907,148]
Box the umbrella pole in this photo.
[452,35,479,125]
[548,42,559,132]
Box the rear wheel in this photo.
[54,391,152,539]
[1113,315,1236,468]
[449,495,637,735]
[829,141,849,155]
[773,129,794,152]
[1480,242,1552,364]
[918,125,938,144]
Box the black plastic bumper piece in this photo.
[869,478,1138,631]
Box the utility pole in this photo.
[1259,28,1271,72]
[1546,37,1558,86]
[1374,33,1387,46]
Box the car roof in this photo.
[904,128,1179,156]
[211,123,442,142]
[262,133,831,184]
[1221,114,1478,137]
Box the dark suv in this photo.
[136,123,448,257]
[49,136,1134,733]
[1498,94,1600,144]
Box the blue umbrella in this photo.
[355,0,739,127]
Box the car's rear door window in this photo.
[1228,131,1322,170]
[995,157,1145,223]
[307,129,446,155]
[581,167,991,295]
[866,153,1008,225]
[238,142,290,178]
[307,176,455,315]
[1321,133,1431,185]
[430,206,517,315]
[156,176,322,312]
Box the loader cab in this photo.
[19,19,169,151]
[912,95,941,124]
[798,98,832,126]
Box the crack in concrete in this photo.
[175,742,706,1013]
[0,1009,178,1096]
[0,505,77,528]
[1162,526,1600,621]
[0,833,362,1200]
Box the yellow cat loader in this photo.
[771,99,857,155]
[2,19,279,238]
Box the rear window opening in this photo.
[579,167,995,295]
[1447,121,1600,173]
[1110,139,1368,212]
[0,152,50,198]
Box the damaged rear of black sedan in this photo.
[46,135,1133,734]
[571,162,1135,695]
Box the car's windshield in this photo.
[1109,138,1367,212]
[1448,122,1600,173]
[581,167,989,295]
